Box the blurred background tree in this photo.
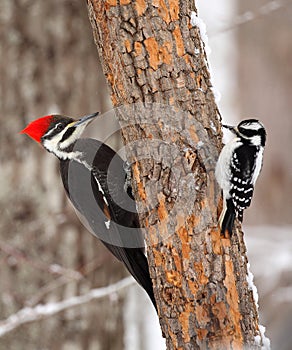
[0,0,291,349]
[237,0,292,225]
[199,1,292,349]
[237,1,292,349]
[0,1,128,349]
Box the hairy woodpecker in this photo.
[20,112,157,311]
[215,119,266,235]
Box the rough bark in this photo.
[87,0,263,348]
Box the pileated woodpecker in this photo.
[20,112,157,311]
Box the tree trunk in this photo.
[87,0,264,348]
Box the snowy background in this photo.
[191,2,292,349]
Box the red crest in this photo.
[20,115,54,143]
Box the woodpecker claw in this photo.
[123,161,133,197]
[222,124,233,130]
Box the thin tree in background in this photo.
[86,0,267,348]
[0,1,126,349]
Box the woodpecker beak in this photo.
[222,124,234,131]
[75,112,100,127]
[223,124,239,136]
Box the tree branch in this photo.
[0,240,82,280]
[0,277,134,338]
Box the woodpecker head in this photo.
[223,119,266,147]
[20,112,99,160]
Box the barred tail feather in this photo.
[238,209,243,222]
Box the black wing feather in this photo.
[60,138,156,311]
[229,144,258,217]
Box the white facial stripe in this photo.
[59,125,86,149]
[43,137,82,160]
[43,132,64,153]
[237,132,262,146]
[240,122,263,131]
[249,135,262,147]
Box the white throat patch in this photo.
[43,123,87,160]
[249,135,262,147]
[43,138,82,160]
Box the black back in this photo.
[60,138,157,310]
[230,142,259,216]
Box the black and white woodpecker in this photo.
[21,112,157,311]
[215,119,266,235]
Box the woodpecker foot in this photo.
[123,161,133,198]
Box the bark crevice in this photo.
[87,0,263,348]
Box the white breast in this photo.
[215,138,242,199]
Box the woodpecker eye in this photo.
[55,123,63,132]
[238,127,257,138]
